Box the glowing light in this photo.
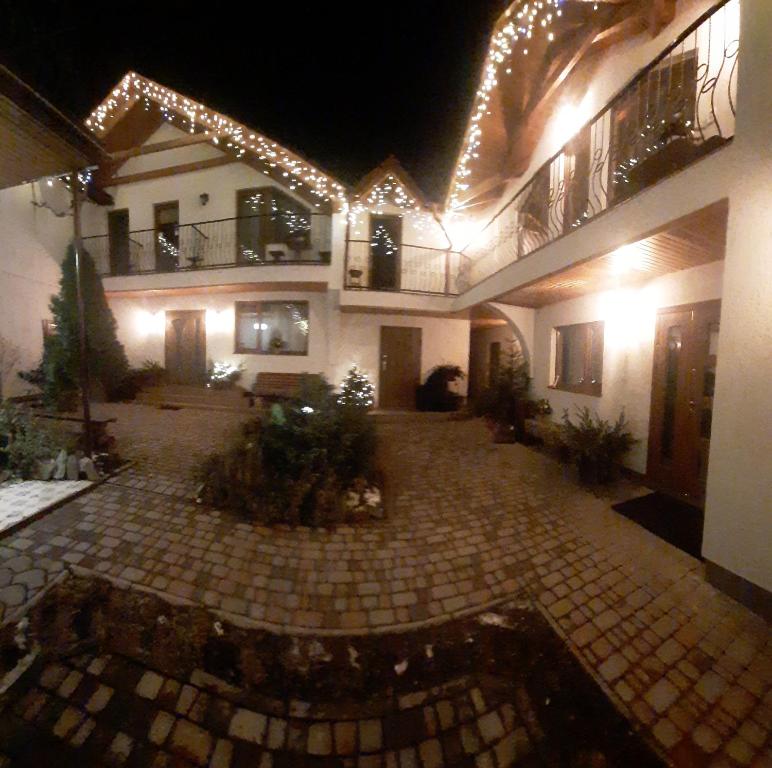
[135,310,165,336]
[610,244,647,276]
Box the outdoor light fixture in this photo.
[199,193,209,206]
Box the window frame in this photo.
[550,320,604,397]
[234,300,310,356]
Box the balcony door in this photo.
[370,214,401,290]
[237,187,312,263]
[107,209,130,275]
[647,300,720,504]
[379,326,421,409]
[154,201,179,272]
[165,310,206,385]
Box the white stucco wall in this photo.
[107,290,330,390]
[530,260,724,473]
[701,0,772,594]
[0,182,71,398]
[327,308,471,399]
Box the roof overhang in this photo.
[0,65,107,190]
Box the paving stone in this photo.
[599,654,629,682]
[169,719,212,766]
[334,721,357,755]
[210,738,233,768]
[110,732,133,763]
[644,679,680,714]
[149,711,175,745]
[228,708,267,744]
[418,738,443,768]
[478,711,505,745]
[359,719,382,752]
[85,684,114,714]
[0,585,25,608]
[136,671,164,700]
[53,706,84,739]
[57,670,83,699]
[307,722,333,756]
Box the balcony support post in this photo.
[71,172,93,457]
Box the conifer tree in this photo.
[43,244,130,408]
[337,365,375,410]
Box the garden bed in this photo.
[0,571,664,766]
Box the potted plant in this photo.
[560,406,636,484]
[472,346,529,443]
[416,365,465,412]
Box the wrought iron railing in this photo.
[84,213,333,276]
[460,0,739,290]
[344,239,461,296]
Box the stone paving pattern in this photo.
[1,650,543,767]
[0,405,769,766]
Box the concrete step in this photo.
[137,385,254,413]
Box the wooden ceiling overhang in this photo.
[494,199,727,308]
[446,0,678,212]
[0,65,107,190]
[88,72,347,210]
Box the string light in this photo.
[449,0,566,209]
[86,72,347,205]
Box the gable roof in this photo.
[351,155,434,213]
[86,71,347,206]
[0,64,107,189]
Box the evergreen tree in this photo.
[43,244,130,408]
[337,365,374,410]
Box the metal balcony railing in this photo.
[84,213,333,276]
[344,239,461,296]
[460,0,739,290]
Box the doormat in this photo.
[612,492,704,559]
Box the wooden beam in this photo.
[649,0,676,36]
[105,155,239,186]
[109,132,217,161]
[593,12,647,48]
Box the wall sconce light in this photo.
[199,193,209,206]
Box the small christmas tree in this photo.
[43,244,131,408]
[337,365,374,410]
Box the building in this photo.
[1,0,769,614]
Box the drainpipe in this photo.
[71,172,93,457]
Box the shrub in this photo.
[560,407,637,484]
[337,365,374,410]
[473,345,530,441]
[207,361,244,389]
[197,375,377,526]
[0,402,60,479]
[416,365,465,412]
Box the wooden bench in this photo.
[33,413,117,452]
[252,373,311,403]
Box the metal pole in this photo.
[71,172,93,457]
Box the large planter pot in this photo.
[576,455,615,485]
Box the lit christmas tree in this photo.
[338,365,374,410]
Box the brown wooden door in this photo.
[647,300,721,503]
[154,201,179,271]
[107,209,130,275]
[379,326,421,409]
[165,310,206,385]
[370,215,402,290]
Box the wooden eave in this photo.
[445,0,673,211]
[0,64,107,189]
[351,155,435,211]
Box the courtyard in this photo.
[0,405,769,766]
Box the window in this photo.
[236,187,312,263]
[552,321,604,396]
[235,301,310,355]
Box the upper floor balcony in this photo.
[344,238,462,297]
[460,0,739,292]
[84,212,332,279]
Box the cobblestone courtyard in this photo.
[0,404,769,766]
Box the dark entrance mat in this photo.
[612,491,704,559]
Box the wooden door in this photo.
[107,209,130,275]
[154,201,179,271]
[379,326,421,409]
[370,215,401,290]
[165,310,206,385]
[647,300,721,503]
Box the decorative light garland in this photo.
[449,0,573,210]
[86,72,347,205]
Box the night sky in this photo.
[1,1,505,201]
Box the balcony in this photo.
[461,0,739,291]
[84,213,333,277]
[344,239,462,297]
